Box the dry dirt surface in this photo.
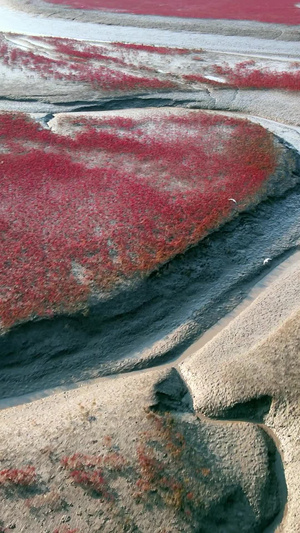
[0,367,283,532]
[0,1,300,532]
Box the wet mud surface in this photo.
[1,173,300,399]
[2,1,300,41]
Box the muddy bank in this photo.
[1,89,299,127]
[180,288,300,531]
[0,4,300,55]
[1,224,298,531]
[3,0,300,40]
[1,171,300,399]
[1,250,299,412]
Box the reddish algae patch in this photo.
[43,0,300,25]
[0,110,278,328]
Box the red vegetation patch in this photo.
[0,35,176,92]
[114,42,200,55]
[213,62,300,91]
[61,452,127,471]
[0,110,278,328]
[61,451,126,498]
[2,34,299,93]
[0,466,36,486]
[135,411,212,520]
[43,0,300,25]
[69,469,109,496]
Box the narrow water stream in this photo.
[1,248,299,411]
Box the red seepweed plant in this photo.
[70,468,106,491]
[41,0,300,25]
[213,62,300,91]
[113,42,198,55]
[2,34,299,93]
[0,110,279,328]
[134,410,212,520]
[61,451,126,499]
[0,34,176,92]
[0,466,36,486]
